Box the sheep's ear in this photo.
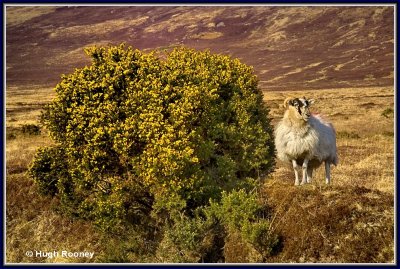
[283,97,293,108]
[308,99,315,105]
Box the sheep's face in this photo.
[286,97,315,121]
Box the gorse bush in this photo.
[29,43,276,262]
[154,190,279,263]
[29,146,69,196]
[207,190,280,261]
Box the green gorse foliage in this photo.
[29,43,276,261]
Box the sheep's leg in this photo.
[292,160,300,186]
[325,162,331,184]
[301,159,309,185]
[306,166,313,183]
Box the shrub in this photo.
[155,190,279,263]
[21,124,41,135]
[382,131,394,137]
[28,146,69,196]
[337,131,360,139]
[381,108,394,118]
[7,132,17,140]
[155,211,214,263]
[206,190,280,261]
[29,43,276,261]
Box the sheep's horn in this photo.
[284,97,292,108]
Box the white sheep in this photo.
[274,97,338,185]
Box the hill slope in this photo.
[6,5,394,90]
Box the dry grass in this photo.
[6,86,55,129]
[262,181,394,263]
[5,85,395,263]
[6,173,104,263]
[47,17,149,39]
[143,7,226,34]
[6,6,57,26]
[190,31,224,40]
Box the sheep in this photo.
[274,97,338,185]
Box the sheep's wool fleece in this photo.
[274,114,338,165]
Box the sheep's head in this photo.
[284,97,315,121]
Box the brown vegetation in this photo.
[264,182,393,263]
